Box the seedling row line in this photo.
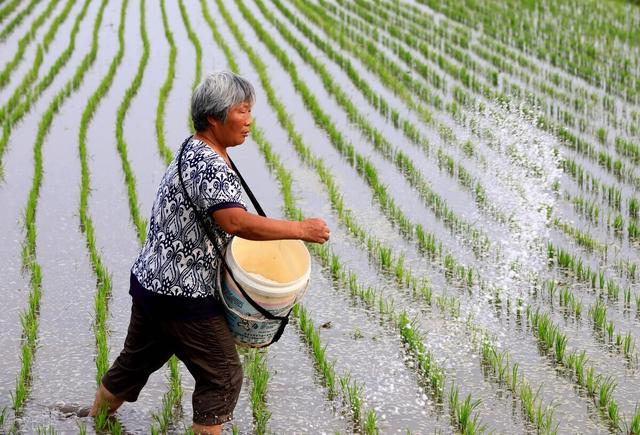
[11,0,109,422]
[154,0,176,166]
[113,0,148,243]
[76,0,130,432]
[525,307,638,431]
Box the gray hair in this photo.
[191,71,255,131]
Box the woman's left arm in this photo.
[212,207,329,244]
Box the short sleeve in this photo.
[192,155,246,213]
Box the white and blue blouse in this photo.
[131,136,246,298]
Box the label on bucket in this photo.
[220,270,294,347]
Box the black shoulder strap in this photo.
[229,157,266,218]
[177,137,290,345]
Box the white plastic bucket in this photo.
[216,237,310,347]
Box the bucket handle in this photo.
[177,137,291,346]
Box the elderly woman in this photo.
[88,71,330,434]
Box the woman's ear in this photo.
[207,115,220,130]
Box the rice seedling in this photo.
[340,373,364,423]
[598,376,617,412]
[155,0,177,166]
[114,0,149,243]
[626,405,640,434]
[177,0,202,129]
[566,350,588,385]
[589,300,607,331]
[623,332,636,359]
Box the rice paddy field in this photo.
[1,0,639,433]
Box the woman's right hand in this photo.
[299,218,330,244]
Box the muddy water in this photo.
[14,0,123,432]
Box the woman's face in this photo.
[212,101,252,147]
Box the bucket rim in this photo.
[227,237,311,297]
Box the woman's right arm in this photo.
[212,207,330,244]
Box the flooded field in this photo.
[1,0,639,433]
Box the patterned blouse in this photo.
[132,136,246,298]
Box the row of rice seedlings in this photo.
[546,241,640,312]
[0,0,61,87]
[551,217,607,255]
[0,0,40,40]
[0,0,22,28]
[352,0,640,190]
[11,0,110,422]
[229,0,475,291]
[547,280,636,362]
[281,0,514,231]
[0,0,75,125]
[293,301,378,433]
[77,0,128,431]
[243,349,270,435]
[154,0,176,167]
[588,299,637,361]
[176,0,201,130]
[263,0,503,249]
[113,0,148,243]
[526,308,632,431]
[150,355,183,434]
[0,0,92,174]
[477,334,557,433]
